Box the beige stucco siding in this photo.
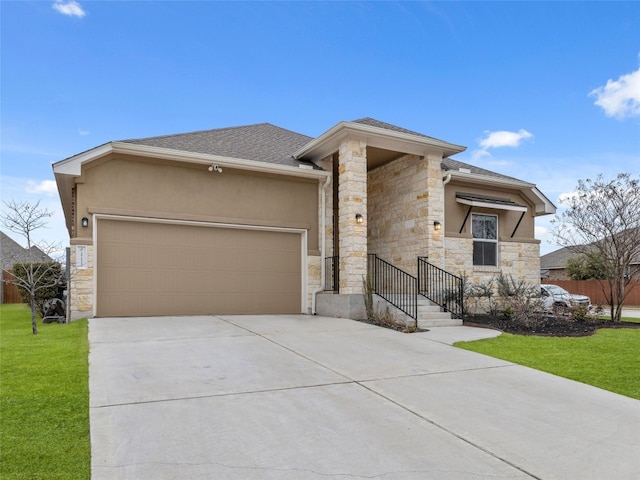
[75,154,319,251]
[444,182,536,240]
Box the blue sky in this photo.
[1,1,639,255]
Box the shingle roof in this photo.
[117,118,526,185]
[351,117,441,141]
[0,232,53,270]
[120,123,314,168]
[442,157,527,184]
[541,228,640,268]
[540,247,581,270]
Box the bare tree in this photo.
[552,173,640,322]
[1,200,64,334]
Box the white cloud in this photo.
[479,129,533,149]
[78,129,90,136]
[471,129,533,161]
[26,180,58,196]
[52,1,86,18]
[589,67,640,120]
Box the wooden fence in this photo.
[547,279,640,307]
[1,271,22,304]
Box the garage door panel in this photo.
[97,220,302,317]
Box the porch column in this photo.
[338,139,367,294]
[425,152,445,268]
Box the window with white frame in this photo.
[472,214,497,266]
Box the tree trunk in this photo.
[30,292,38,335]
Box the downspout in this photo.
[441,173,451,270]
[312,174,331,314]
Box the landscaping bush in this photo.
[12,262,65,317]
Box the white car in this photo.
[540,284,591,312]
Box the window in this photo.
[472,214,497,266]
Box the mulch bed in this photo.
[464,314,640,337]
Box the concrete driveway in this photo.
[89,315,640,480]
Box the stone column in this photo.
[338,139,367,295]
[425,152,445,268]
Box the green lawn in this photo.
[456,328,640,400]
[0,304,90,479]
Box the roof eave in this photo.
[294,121,467,161]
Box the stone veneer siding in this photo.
[337,140,368,294]
[307,254,321,313]
[445,237,541,287]
[69,242,94,320]
[367,153,444,275]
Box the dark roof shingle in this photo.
[1,232,53,270]
[117,118,528,185]
[351,117,439,140]
[120,123,313,168]
[442,157,527,184]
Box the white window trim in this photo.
[472,213,499,267]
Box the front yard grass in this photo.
[0,304,90,479]
[456,328,640,400]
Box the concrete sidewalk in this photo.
[89,315,640,479]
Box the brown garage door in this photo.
[96,219,303,317]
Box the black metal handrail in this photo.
[418,257,464,319]
[324,256,339,291]
[368,254,417,319]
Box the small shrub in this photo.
[495,272,545,328]
[376,306,404,330]
[469,279,499,316]
[505,293,546,328]
[502,305,514,320]
[570,303,590,322]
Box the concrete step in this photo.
[417,317,463,328]
[417,299,463,328]
[373,294,463,328]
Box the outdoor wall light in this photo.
[433,220,441,231]
[355,213,364,224]
[81,217,89,228]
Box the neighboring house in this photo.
[53,118,555,320]
[541,232,640,281]
[0,231,54,303]
[540,247,580,280]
